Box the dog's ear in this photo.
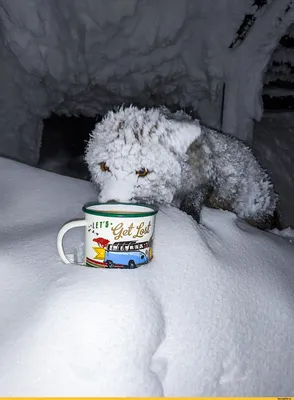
[159,119,202,156]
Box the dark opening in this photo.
[38,113,99,180]
[253,26,294,227]
[263,94,294,110]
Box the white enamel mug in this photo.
[57,202,158,269]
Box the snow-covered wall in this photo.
[0,0,294,165]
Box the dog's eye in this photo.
[99,162,110,172]
[136,168,150,177]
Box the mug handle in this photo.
[57,220,87,264]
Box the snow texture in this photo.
[271,227,294,243]
[0,155,294,396]
[1,0,294,166]
[85,106,277,224]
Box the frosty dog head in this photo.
[85,106,201,204]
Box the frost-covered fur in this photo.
[85,106,278,228]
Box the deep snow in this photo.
[0,156,294,396]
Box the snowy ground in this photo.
[253,111,294,228]
[1,156,294,396]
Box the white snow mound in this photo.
[0,156,293,396]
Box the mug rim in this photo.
[82,201,158,218]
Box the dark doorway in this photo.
[38,113,99,180]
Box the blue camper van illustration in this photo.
[104,240,152,268]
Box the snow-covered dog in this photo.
[85,106,278,229]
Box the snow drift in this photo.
[0,156,294,396]
[1,0,294,166]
